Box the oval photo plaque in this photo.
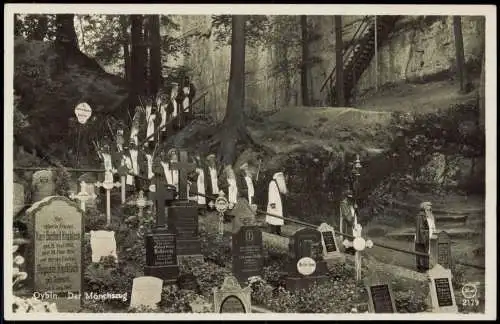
[297,257,316,276]
[220,295,246,313]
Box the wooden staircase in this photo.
[320,16,400,106]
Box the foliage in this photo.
[210,15,271,48]
[158,285,199,313]
[12,296,58,313]
[15,14,57,41]
[199,230,232,267]
[83,256,140,309]
[394,290,429,313]
[178,258,233,298]
[12,243,28,291]
[54,167,71,196]
[83,207,108,232]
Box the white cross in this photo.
[127,190,153,218]
[343,223,374,282]
[95,171,121,226]
[69,181,96,212]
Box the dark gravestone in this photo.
[150,175,176,227]
[322,231,337,252]
[285,228,328,291]
[368,284,396,313]
[144,228,179,283]
[434,278,453,307]
[220,296,246,313]
[177,273,201,294]
[167,204,203,263]
[26,196,83,311]
[232,226,264,283]
[437,231,452,269]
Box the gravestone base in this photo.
[285,275,328,292]
[177,254,205,266]
[144,266,179,284]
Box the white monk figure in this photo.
[224,165,238,210]
[167,83,179,119]
[205,154,220,209]
[157,91,168,142]
[124,140,148,192]
[144,98,156,145]
[130,106,143,146]
[168,149,180,194]
[266,172,288,235]
[238,162,255,206]
[195,155,206,206]
[97,142,117,184]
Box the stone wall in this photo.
[171,15,485,118]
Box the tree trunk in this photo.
[335,16,345,107]
[300,15,310,106]
[55,14,78,48]
[149,15,162,97]
[33,15,49,41]
[130,15,146,108]
[453,16,469,93]
[120,15,131,83]
[219,15,247,166]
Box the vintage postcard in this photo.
[4,3,496,321]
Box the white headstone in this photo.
[428,264,458,313]
[130,276,163,310]
[90,230,118,263]
[265,179,284,226]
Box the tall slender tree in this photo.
[130,15,146,108]
[119,15,131,82]
[453,16,469,93]
[55,14,78,48]
[218,15,247,166]
[335,15,345,106]
[148,15,162,96]
[300,15,310,106]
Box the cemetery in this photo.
[10,12,487,315]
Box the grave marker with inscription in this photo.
[364,274,396,313]
[428,264,458,313]
[144,228,179,283]
[213,275,251,313]
[31,170,56,203]
[90,230,118,263]
[232,225,264,283]
[437,231,452,269]
[317,223,344,261]
[286,228,328,291]
[26,196,83,306]
[130,276,163,310]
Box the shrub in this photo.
[178,258,232,298]
[394,290,429,313]
[199,230,232,267]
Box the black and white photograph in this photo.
[4,4,496,320]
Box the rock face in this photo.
[171,15,484,116]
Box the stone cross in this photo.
[209,191,229,237]
[117,165,130,204]
[127,190,153,219]
[343,223,374,282]
[69,181,96,212]
[149,164,171,226]
[169,149,197,200]
[95,170,121,225]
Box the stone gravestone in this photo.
[364,274,397,313]
[232,225,264,284]
[213,275,252,313]
[437,231,452,269]
[130,276,163,310]
[14,182,25,216]
[90,230,118,263]
[31,170,56,203]
[428,264,458,313]
[26,196,83,310]
[229,198,257,234]
[144,227,179,283]
[167,203,203,264]
[285,228,328,291]
[317,222,344,261]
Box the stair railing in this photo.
[319,16,373,95]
